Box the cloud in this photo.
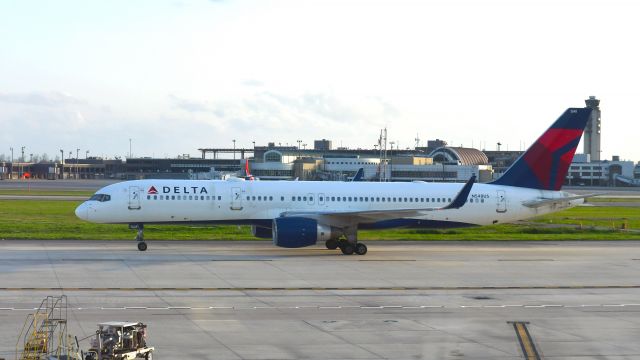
[241,79,264,87]
[0,91,87,107]
[167,91,396,144]
[169,94,209,113]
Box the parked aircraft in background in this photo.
[75,107,594,255]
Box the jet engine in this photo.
[272,217,340,248]
[251,225,273,239]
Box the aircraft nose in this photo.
[75,203,89,221]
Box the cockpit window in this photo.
[89,194,111,202]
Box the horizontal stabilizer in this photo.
[522,193,605,208]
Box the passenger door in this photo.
[128,186,142,210]
[496,190,507,213]
[230,187,243,210]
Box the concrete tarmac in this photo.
[2,240,640,359]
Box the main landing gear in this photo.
[130,223,147,251]
[325,229,367,256]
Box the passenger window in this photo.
[376,197,380,202]
[292,196,296,201]
[189,196,193,200]
[218,196,222,200]
[171,195,175,200]
[281,196,284,201]
[303,196,307,201]
[348,197,352,201]
[201,196,205,200]
[382,197,385,202]
[359,197,363,202]
[258,196,262,201]
[269,196,273,201]
[448,198,452,202]
[147,195,150,200]
[342,197,346,201]
[393,197,397,202]
[154,195,157,200]
[298,196,302,201]
[337,197,341,202]
[409,198,413,202]
[319,197,324,202]
[331,197,335,201]
[310,197,313,201]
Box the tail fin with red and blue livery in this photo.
[491,108,592,191]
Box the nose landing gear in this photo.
[130,223,147,251]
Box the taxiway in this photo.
[1,240,640,359]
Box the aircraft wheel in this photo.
[355,243,367,255]
[325,239,339,250]
[340,243,355,255]
[146,351,153,360]
[137,242,148,252]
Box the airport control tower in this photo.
[584,96,601,161]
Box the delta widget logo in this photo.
[148,186,158,195]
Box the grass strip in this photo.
[1,200,639,241]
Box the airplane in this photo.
[75,107,594,255]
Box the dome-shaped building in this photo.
[428,147,489,166]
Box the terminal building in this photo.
[2,96,638,186]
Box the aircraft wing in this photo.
[521,193,605,208]
[280,175,475,224]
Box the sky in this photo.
[0,0,638,162]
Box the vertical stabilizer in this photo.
[491,108,592,190]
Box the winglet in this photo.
[443,175,475,210]
[351,168,364,182]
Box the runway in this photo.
[2,240,640,359]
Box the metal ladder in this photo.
[16,295,77,360]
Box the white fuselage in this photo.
[75,178,581,227]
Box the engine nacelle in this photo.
[272,217,340,248]
[251,225,273,239]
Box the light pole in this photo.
[296,140,302,159]
[20,146,25,178]
[232,139,236,160]
[389,142,395,181]
[76,148,80,179]
[129,138,132,159]
[9,147,13,179]
[86,150,89,159]
[60,149,64,179]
